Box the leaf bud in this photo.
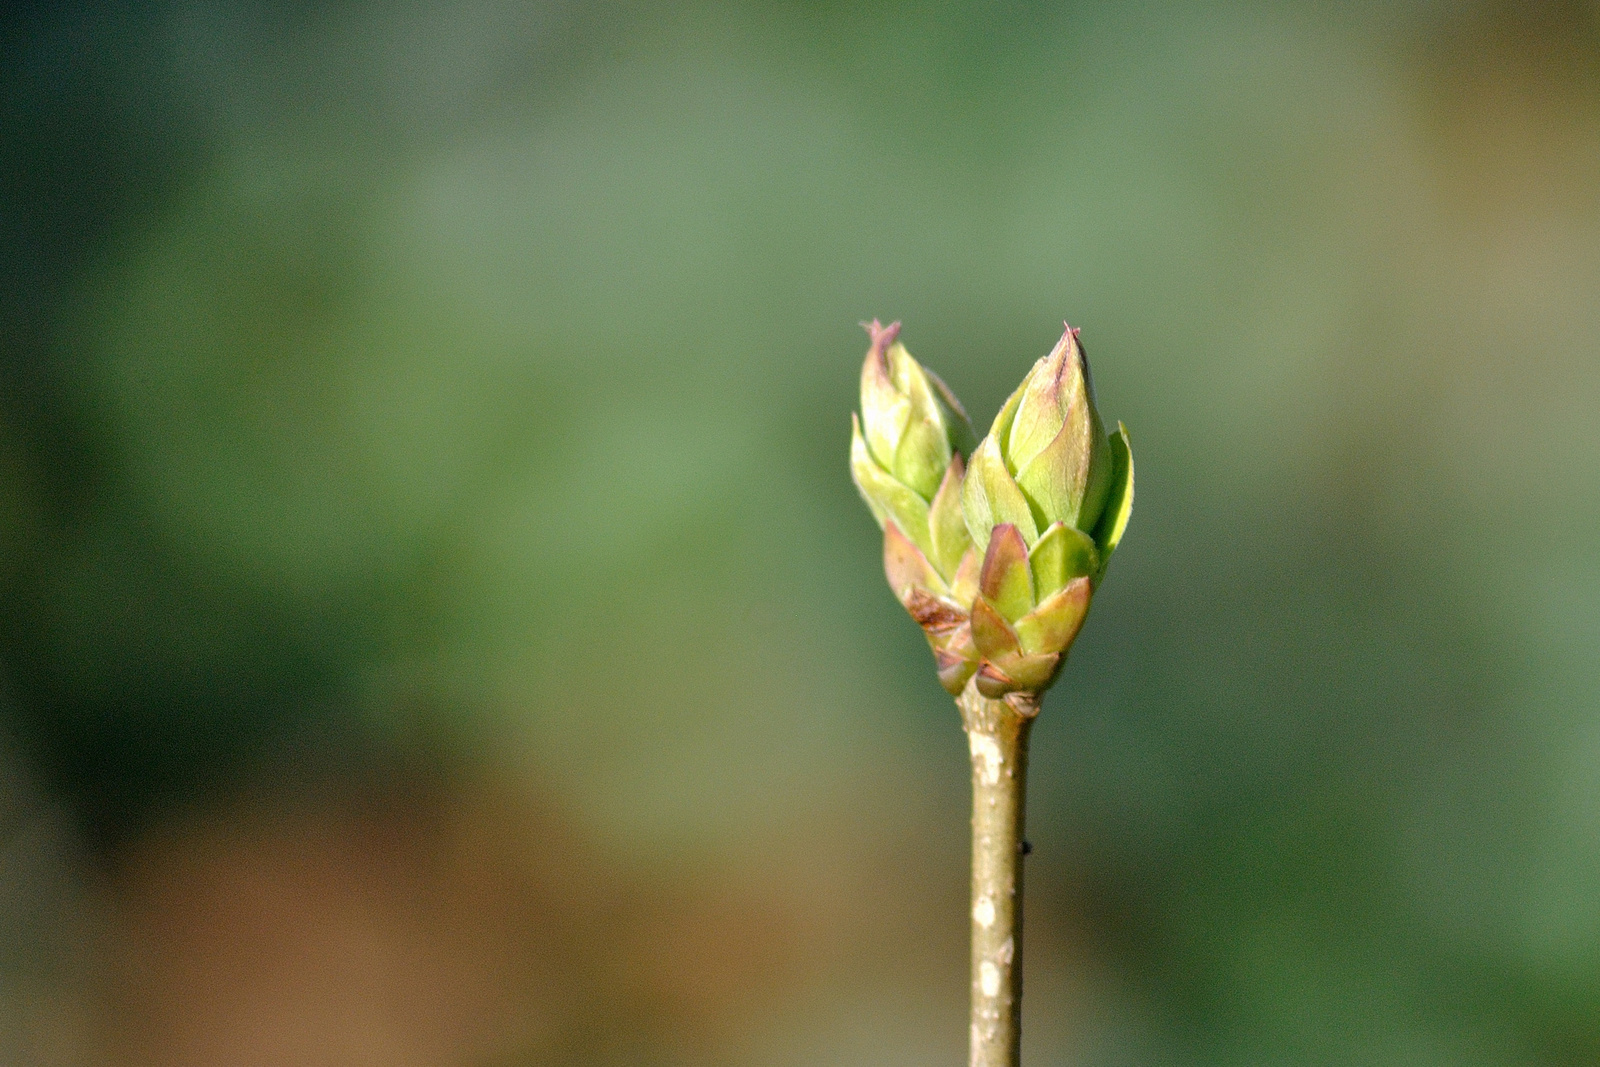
[851,321,982,693]
[960,323,1136,698]
[851,320,978,577]
[964,324,1113,550]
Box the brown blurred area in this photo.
[96,776,796,1067]
[84,770,966,1067]
[7,754,998,1067]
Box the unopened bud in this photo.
[964,325,1114,550]
[851,320,978,578]
[851,321,981,693]
[960,323,1135,699]
[855,320,975,499]
[851,319,1133,702]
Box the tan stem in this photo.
[958,682,1038,1067]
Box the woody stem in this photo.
[957,682,1038,1067]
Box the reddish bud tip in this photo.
[861,319,902,358]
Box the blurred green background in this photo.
[4,1,1600,1064]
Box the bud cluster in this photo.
[851,321,1133,702]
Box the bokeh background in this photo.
[4,1,1600,1064]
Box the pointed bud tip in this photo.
[1033,323,1086,387]
[861,319,902,358]
[1062,321,1090,374]
[1049,321,1085,369]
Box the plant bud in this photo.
[855,320,976,499]
[851,321,982,693]
[960,323,1135,699]
[964,325,1114,550]
[851,320,978,571]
